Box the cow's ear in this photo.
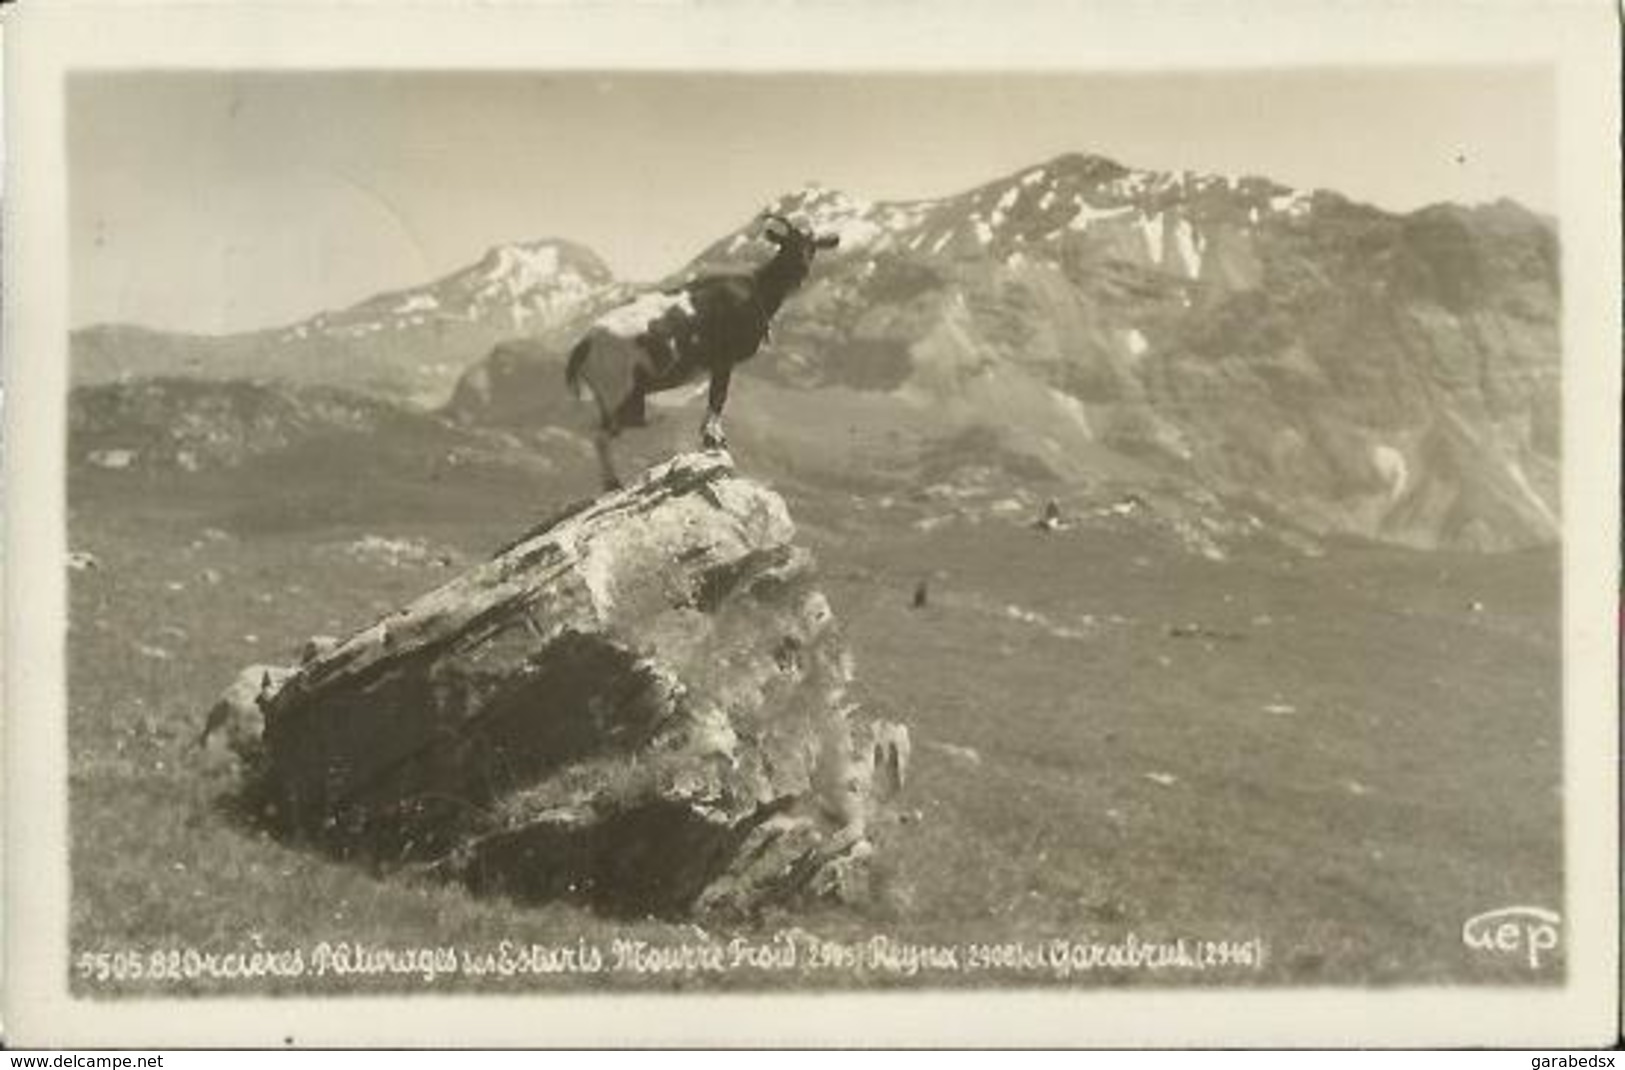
[814,233,840,250]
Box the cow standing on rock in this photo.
[566,212,839,489]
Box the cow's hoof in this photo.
[701,432,728,451]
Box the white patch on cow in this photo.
[1140,212,1166,264]
[1006,251,1028,269]
[1021,168,1047,187]
[1171,218,1202,278]
[1370,444,1409,502]
[1124,328,1149,358]
[1039,189,1057,211]
[974,219,993,244]
[1248,205,1261,226]
[930,231,952,254]
[595,290,696,339]
[996,186,1021,212]
[394,293,439,315]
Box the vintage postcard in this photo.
[4,0,1619,1048]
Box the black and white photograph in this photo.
[4,0,1618,1049]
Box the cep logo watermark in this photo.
[1462,905,1561,969]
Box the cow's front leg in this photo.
[700,414,728,450]
[701,365,732,450]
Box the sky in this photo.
[69,68,1554,335]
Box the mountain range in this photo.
[70,151,1562,551]
[73,238,620,406]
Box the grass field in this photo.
[65,441,1564,996]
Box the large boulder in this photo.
[246,451,908,918]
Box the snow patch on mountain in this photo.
[457,240,614,329]
[1068,197,1132,231]
[1140,213,1166,264]
[269,238,615,349]
[395,294,440,316]
[479,244,560,300]
[771,185,887,250]
[1171,218,1203,278]
[1270,190,1314,218]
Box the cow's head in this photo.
[761,212,839,287]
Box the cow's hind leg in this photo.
[574,368,627,492]
[593,422,623,491]
[592,389,652,491]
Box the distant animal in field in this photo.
[1034,499,1066,532]
[565,212,840,489]
[912,579,930,609]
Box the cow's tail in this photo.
[564,337,592,401]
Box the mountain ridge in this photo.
[73,238,624,406]
[70,151,1561,551]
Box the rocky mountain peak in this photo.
[298,237,617,344]
[1040,150,1132,182]
[470,238,615,289]
[708,152,1332,273]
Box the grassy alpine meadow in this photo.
[65,443,1564,997]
